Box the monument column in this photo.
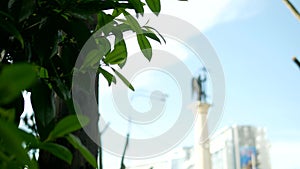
[193,101,211,169]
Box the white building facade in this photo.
[128,125,271,169]
[210,125,271,169]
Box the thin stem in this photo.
[120,133,130,169]
[293,56,300,69]
[283,0,300,21]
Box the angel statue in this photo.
[192,69,207,102]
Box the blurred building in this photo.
[127,147,194,169]
[128,125,271,169]
[210,125,271,169]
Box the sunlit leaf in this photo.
[128,0,144,14]
[118,58,127,69]
[113,69,134,91]
[98,67,116,86]
[144,25,166,43]
[137,34,152,61]
[97,11,114,33]
[104,40,127,65]
[112,8,122,17]
[122,10,142,34]
[143,29,161,44]
[37,66,49,79]
[145,0,161,15]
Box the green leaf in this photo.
[0,108,15,122]
[97,11,114,33]
[112,8,122,17]
[80,49,105,72]
[31,80,55,127]
[0,63,37,104]
[19,0,35,21]
[37,66,49,79]
[38,143,72,165]
[128,0,144,14]
[117,23,133,33]
[46,115,89,141]
[0,11,14,21]
[96,37,111,56]
[66,134,97,168]
[111,26,124,42]
[104,40,127,65]
[143,29,161,44]
[0,17,24,48]
[66,0,123,15]
[18,129,40,149]
[145,0,161,15]
[98,67,116,86]
[118,58,127,69]
[62,19,91,48]
[144,25,166,43]
[52,76,71,101]
[122,10,142,34]
[113,69,135,91]
[0,119,38,169]
[0,18,24,48]
[137,34,152,61]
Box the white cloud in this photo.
[160,0,263,31]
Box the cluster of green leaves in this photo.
[0,64,95,167]
[0,109,94,168]
[0,0,163,168]
[80,5,165,91]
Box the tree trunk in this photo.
[39,130,98,169]
[39,74,100,169]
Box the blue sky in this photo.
[206,1,300,136]
[98,1,300,168]
[186,1,300,168]
[205,0,300,135]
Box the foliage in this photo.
[0,114,90,168]
[0,0,163,168]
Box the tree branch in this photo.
[293,56,300,69]
[283,0,300,21]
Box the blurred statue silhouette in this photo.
[192,68,207,102]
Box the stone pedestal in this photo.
[193,101,211,169]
